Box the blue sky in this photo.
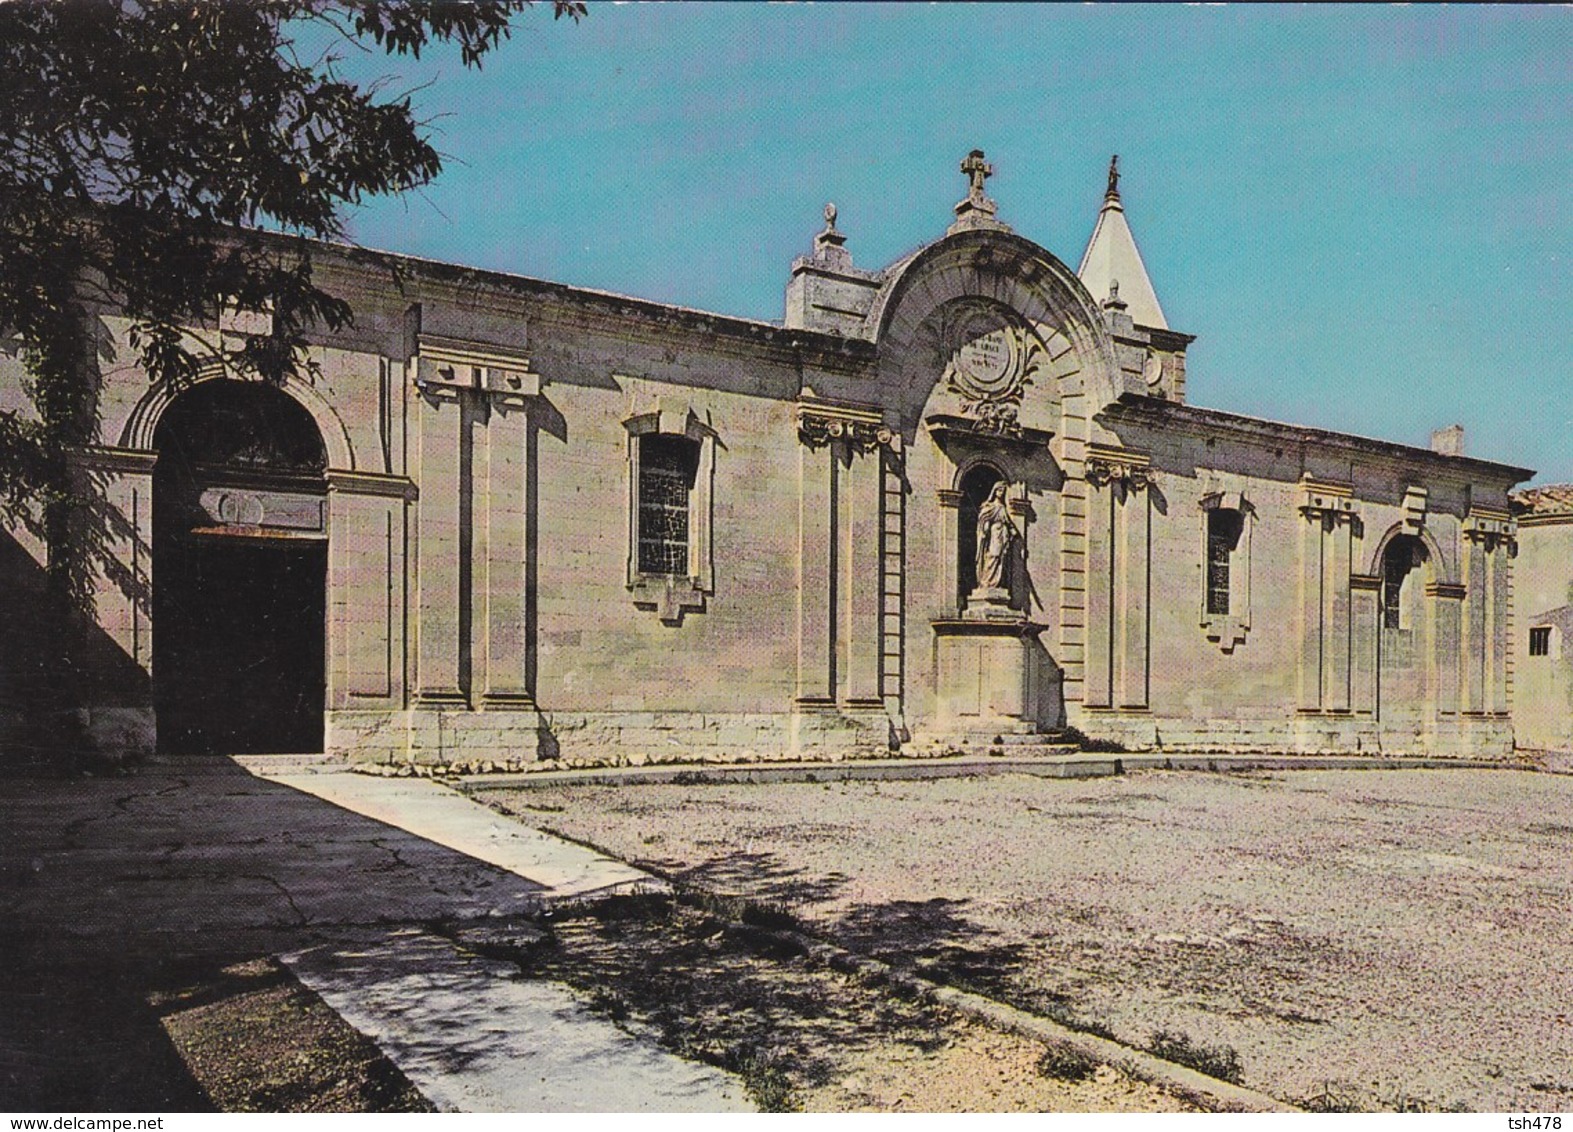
[335,4,1569,483]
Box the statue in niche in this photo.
[975,481,1017,593]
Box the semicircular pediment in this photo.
[868,228,1127,432]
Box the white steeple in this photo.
[1077,156,1168,330]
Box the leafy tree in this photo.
[0,0,582,596]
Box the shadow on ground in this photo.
[0,760,545,1110]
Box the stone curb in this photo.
[915,981,1298,1113]
[459,752,1531,792]
[646,896,1298,1114]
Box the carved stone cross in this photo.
[961,149,993,202]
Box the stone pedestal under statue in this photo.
[931,613,1060,736]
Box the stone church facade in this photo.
[0,154,1544,767]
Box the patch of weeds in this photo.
[669,771,714,786]
[585,891,674,923]
[1036,1043,1098,1082]
[1525,823,1573,837]
[1382,1091,1471,1113]
[1145,1029,1244,1085]
[1298,1082,1364,1113]
[680,888,803,935]
[585,987,631,1023]
[726,923,809,960]
[1060,726,1127,754]
[739,900,803,933]
[1042,1002,1115,1041]
[728,1046,800,1112]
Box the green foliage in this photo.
[0,0,581,558]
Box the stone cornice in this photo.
[1463,510,1517,552]
[1298,475,1359,523]
[68,445,157,474]
[925,413,1054,450]
[326,469,418,500]
[1102,394,1535,484]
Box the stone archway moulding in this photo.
[119,371,356,471]
[869,228,1124,416]
[1366,520,1456,587]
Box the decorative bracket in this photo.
[1402,485,1429,533]
[630,574,707,627]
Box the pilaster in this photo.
[796,432,835,703]
[1296,477,1358,713]
[1084,446,1152,711]
[412,384,466,706]
[1350,574,1381,716]
[481,394,533,707]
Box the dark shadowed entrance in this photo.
[152,381,328,754]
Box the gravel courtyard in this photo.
[484,768,1573,1112]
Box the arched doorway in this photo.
[152,381,328,754]
[956,463,1004,608]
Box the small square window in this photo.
[1529,626,1551,657]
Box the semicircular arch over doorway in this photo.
[152,381,328,754]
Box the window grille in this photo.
[1205,508,1243,616]
[637,434,699,576]
[1529,626,1551,657]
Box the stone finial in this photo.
[950,148,1008,233]
[811,200,850,268]
[1103,279,1128,312]
[1106,154,1121,201]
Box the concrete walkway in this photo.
[236,761,743,1111]
[248,762,663,904]
[284,929,750,1112]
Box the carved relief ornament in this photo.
[938,300,1046,436]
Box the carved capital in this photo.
[1298,477,1358,525]
[414,335,541,407]
[1463,510,1516,554]
[797,405,895,452]
[1085,445,1152,490]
